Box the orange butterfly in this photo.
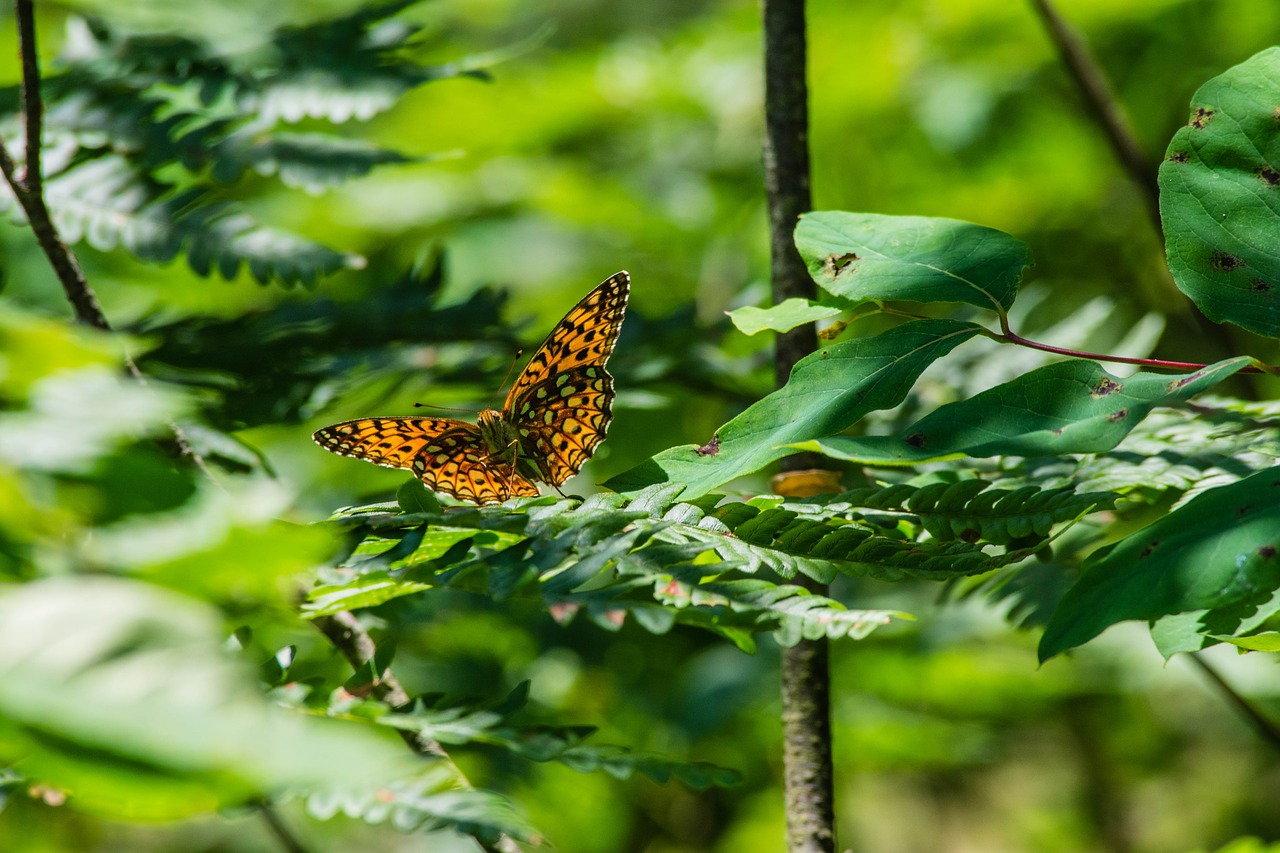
[314,272,630,504]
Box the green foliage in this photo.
[378,681,741,788]
[796,357,1254,465]
[606,319,982,499]
[1160,48,1280,337]
[305,479,1119,655]
[0,577,414,820]
[5,3,1280,851]
[133,258,515,428]
[0,4,483,287]
[795,212,1033,316]
[1039,465,1280,660]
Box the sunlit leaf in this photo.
[794,358,1253,465]
[1160,47,1280,338]
[607,319,982,500]
[795,211,1032,314]
[0,577,414,820]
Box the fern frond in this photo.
[306,478,1114,647]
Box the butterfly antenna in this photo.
[492,349,524,407]
[412,402,478,413]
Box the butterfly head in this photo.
[476,408,519,461]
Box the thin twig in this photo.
[1187,652,1280,754]
[257,802,314,853]
[1028,0,1159,232]
[0,0,104,328]
[0,0,215,478]
[14,0,41,192]
[313,610,524,853]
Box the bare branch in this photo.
[15,0,41,191]
[313,610,524,853]
[1188,653,1280,754]
[1028,0,1159,231]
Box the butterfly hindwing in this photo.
[512,366,615,486]
[312,417,537,503]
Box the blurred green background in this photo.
[0,1,1278,851]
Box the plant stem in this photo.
[257,803,314,853]
[0,0,214,476]
[762,0,837,850]
[1187,653,1280,754]
[1028,0,1158,232]
[0,0,105,330]
[313,610,524,853]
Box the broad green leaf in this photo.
[795,211,1032,313]
[1039,466,1280,660]
[727,298,844,335]
[83,480,334,605]
[1214,633,1280,652]
[1159,47,1280,338]
[606,319,982,500]
[0,577,414,820]
[796,357,1253,465]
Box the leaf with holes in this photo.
[1159,47,1280,338]
[606,318,982,500]
[794,358,1253,466]
[795,211,1032,314]
[1039,465,1280,660]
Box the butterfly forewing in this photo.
[505,272,629,485]
[505,272,630,406]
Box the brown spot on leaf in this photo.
[1260,545,1277,559]
[1139,540,1160,559]
[905,432,926,448]
[1091,377,1121,397]
[1238,503,1254,517]
[1167,150,1189,164]
[1107,409,1128,423]
[1190,107,1214,129]
[1251,279,1271,293]
[695,434,721,457]
[1168,371,1203,391]
[1259,166,1280,186]
[1210,252,1243,273]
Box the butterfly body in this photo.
[314,272,630,505]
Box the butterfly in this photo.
[313,272,630,505]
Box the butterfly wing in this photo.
[313,417,537,504]
[504,272,630,486]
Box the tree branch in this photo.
[1188,652,1280,754]
[313,610,524,853]
[257,802,314,853]
[0,0,106,330]
[761,1,836,851]
[1028,0,1159,232]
